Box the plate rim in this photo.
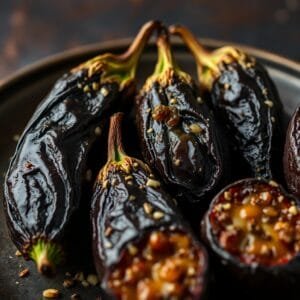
[0,37,299,94]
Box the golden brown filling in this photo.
[108,230,205,300]
[210,180,300,266]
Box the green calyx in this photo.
[29,239,64,276]
[169,25,246,90]
[144,29,191,91]
[73,21,161,90]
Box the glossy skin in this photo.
[284,106,300,198]
[210,59,283,179]
[4,68,120,256]
[202,178,300,291]
[136,73,228,203]
[91,114,208,299]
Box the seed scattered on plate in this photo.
[43,289,60,299]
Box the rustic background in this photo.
[0,0,299,78]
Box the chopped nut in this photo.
[187,267,196,276]
[147,128,154,134]
[271,116,276,123]
[222,203,231,210]
[19,268,29,278]
[169,98,177,105]
[133,162,139,168]
[83,85,90,93]
[86,274,99,286]
[143,203,153,214]
[263,207,278,217]
[129,195,136,201]
[146,178,160,188]
[260,245,270,255]
[63,278,74,288]
[260,191,272,202]
[269,180,278,187]
[15,250,22,257]
[43,289,60,299]
[278,195,284,202]
[224,191,232,201]
[92,82,99,91]
[77,83,83,89]
[189,123,203,134]
[105,226,113,237]
[153,211,164,220]
[127,244,138,256]
[94,126,102,136]
[264,100,274,108]
[100,87,109,96]
[81,280,89,288]
[74,271,84,282]
[289,205,298,216]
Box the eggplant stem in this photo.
[29,239,63,276]
[107,113,126,162]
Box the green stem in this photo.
[107,113,126,162]
[29,239,63,276]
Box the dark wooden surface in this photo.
[0,0,299,81]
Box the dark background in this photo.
[0,0,299,82]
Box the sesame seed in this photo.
[288,205,298,216]
[147,128,153,134]
[269,180,278,187]
[196,97,203,104]
[83,85,90,93]
[262,88,268,95]
[15,250,22,257]
[224,83,230,90]
[133,162,139,168]
[86,274,99,286]
[42,289,60,298]
[170,98,177,105]
[174,159,181,166]
[271,116,276,123]
[127,180,133,186]
[146,108,151,113]
[127,244,138,255]
[100,87,109,96]
[12,134,20,142]
[19,268,29,278]
[153,211,164,219]
[105,241,112,248]
[278,195,284,202]
[74,272,84,282]
[77,83,83,89]
[146,178,161,188]
[92,82,99,91]
[129,195,136,201]
[94,126,102,136]
[264,100,274,108]
[224,191,232,201]
[143,203,153,214]
[189,123,203,134]
[105,226,113,237]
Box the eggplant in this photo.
[3,21,159,275]
[91,113,209,299]
[170,25,283,180]
[135,29,229,205]
[202,178,300,295]
[284,106,300,198]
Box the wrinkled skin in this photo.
[136,73,228,203]
[210,59,283,179]
[91,158,208,298]
[284,106,300,198]
[4,69,121,255]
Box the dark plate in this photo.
[0,38,300,300]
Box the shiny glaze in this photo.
[4,68,120,255]
[211,59,282,179]
[284,106,300,198]
[91,113,208,299]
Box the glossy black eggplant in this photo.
[91,113,209,299]
[135,30,229,204]
[202,178,300,295]
[284,106,300,198]
[3,21,159,275]
[170,25,283,180]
